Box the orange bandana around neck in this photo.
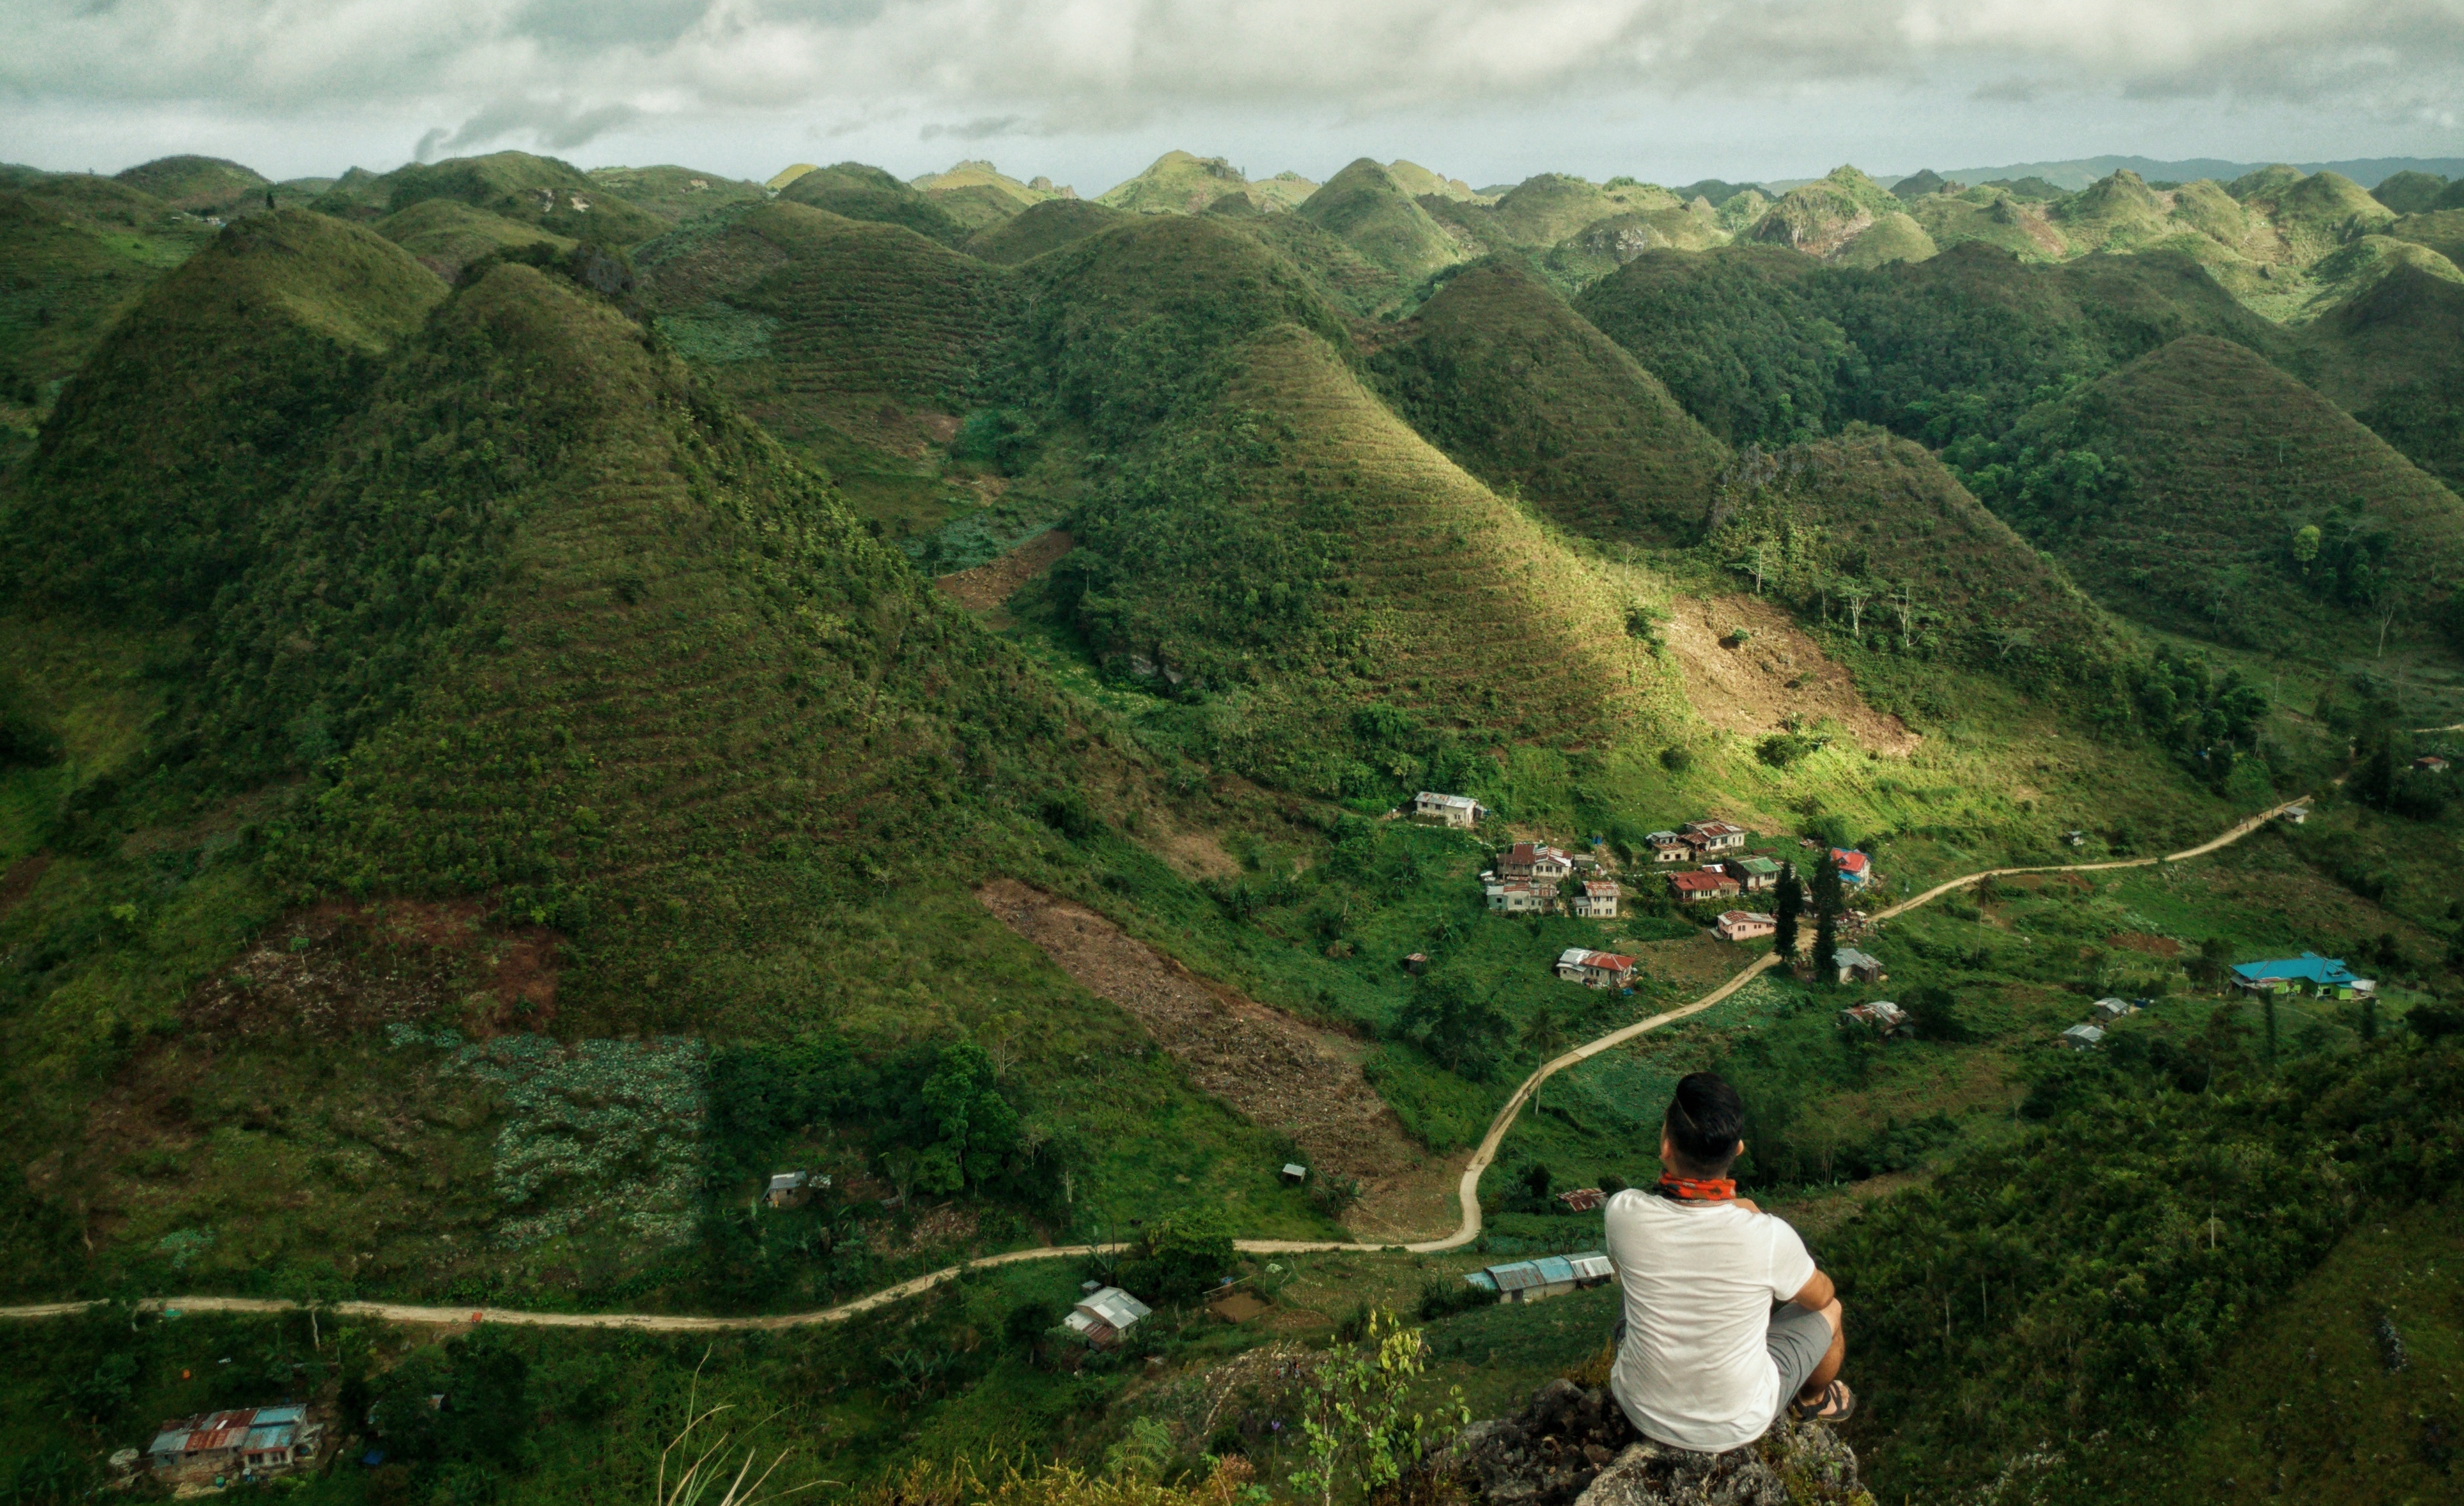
[1654,1172,1737,1202]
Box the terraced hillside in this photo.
[1983,334,2464,653]
[0,174,214,418]
[962,198,1132,264]
[1060,320,1672,773]
[637,200,1010,485]
[1703,430,2130,688]
[777,162,970,247]
[0,210,445,619]
[1575,241,2285,448]
[1296,158,1464,283]
[337,150,672,247]
[374,198,573,281]
[1367,260,1729,543]
[2301,261,2464,489]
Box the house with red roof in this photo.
[1830,849,1872,888]
[1667,870,1741,904]
[1556,948,1638,988]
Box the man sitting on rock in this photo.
[1601,1071,1851,1453]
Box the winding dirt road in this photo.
[0,796,2306,1332]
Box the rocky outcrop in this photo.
[1449,1378,1871,1506]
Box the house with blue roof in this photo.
[2230,953,2368,999]
[1463,1252,1615,1304]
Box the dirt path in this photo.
[976,880,1463,1242]
[0,797,2305,1332]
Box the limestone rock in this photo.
[1449,1378,1871,1506]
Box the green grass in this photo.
[2300,261,2464,490]
[361,149,673,247]
[372,198,572,281]
[779,162,973,248]
[113,154,271,216]
[0,174,213,417]
[583,164,766,224]
[1096,151,1316,216]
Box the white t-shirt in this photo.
[1602,1188,1819,1453]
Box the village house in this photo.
[2092,998,2142,1022]
[1685,819,1750,854]
[1830,849,1874,888]
[1571,880,1621,919]
[1831,947,1885,985]
[1412,791,1487,828]
[1486,881,1551,915]
[1723,856,1784,892]
[764,1171,827,1209]
[2061,1023,2106,1051]
[148,1406,322,1486]
[1840,1000,1907,1034]
[1556,947,1638,989]
[1464,1252,1617,1304]
[1067,1286,1153,1348]
[2231,953,2370,999]
[1556,1188,1606,1212]
[1667,870,1741,905]
[1501,842,1575,882]
[1645,830,1694,863]
[1715,910,1776,943]
[2415,754,2451,774]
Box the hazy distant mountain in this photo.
[1913,155,2464,192]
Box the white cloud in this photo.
[1,1,2459,180]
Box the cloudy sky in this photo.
[6,1,2462,191]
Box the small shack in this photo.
[764,1171,826,1209]
[1464,1252,1616,1304]
[2092,998,2141,1022]
[148,1405,322,1485]
[1066,1287,1153,1348]
[1556,1188,1605,1212]
[1840,1000,1907,1035]
[2060,1023,2106,1051]
[1281,1163,1307,1185]
[1830,849,1873,888]
[1831,947,1885,985]
[1725,856,1783,891]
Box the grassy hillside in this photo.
[1744,167,1923,262]
[778,162,970,248]
[635,200,1013,534]
[2387,206,2464,267]
[583,164,765,223]
[2230,165,2395,264]
[1575,240,2285,449]
[2301,261,2464,490]
[2282,233,2464,324]
[0,210,445,619]
[1907,186,2069,261]
[113,155,271,216]
[1295,158,1465,283]
[962,198,1132,264]
[0,247,1333,1308]
[2371,168,2451,214]
[1366,260,1729,543]
[374,198,573,281]
[1964,334,2464,656]
[358,151,673,247]
[0,175,214,420]
[911,160,1062,205]
[1097,151,1315,214]
[1707,428,2130,687]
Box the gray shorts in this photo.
[1765,1301,1834,1412]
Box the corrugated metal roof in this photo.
[1486,1261,1544,1291]
[1532,1256,1577,1284]
[1568,1253,1615,1281]
[148,1430,188,1456]
[244,1425,299,1452]
[1076,1286,1152,1330]
[252,1405,306,1427]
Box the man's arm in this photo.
[1788,1267,1834,1311]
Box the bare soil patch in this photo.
[935,529,1073,614]
[0,853,50,919]
[974,880,1462,1242]
[2110,930,2182,957]
[1661,594,1918,754]
[1615,932,1747,993]
[183,899,562,1041]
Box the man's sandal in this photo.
[1791,1380,1855,1423]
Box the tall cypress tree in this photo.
[1810,850,1842,983]
[1772,861,1803,960]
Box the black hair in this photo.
[1664,1072,1745,1175]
